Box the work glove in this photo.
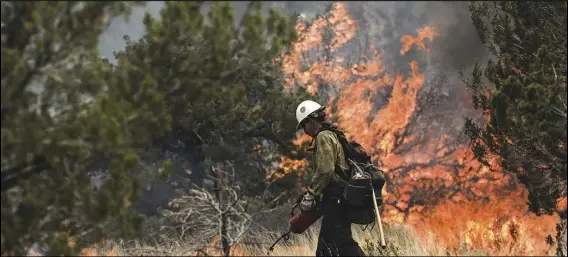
[299,192,316,212]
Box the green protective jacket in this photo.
[307,130,350,197]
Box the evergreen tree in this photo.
[463,2,566,254]
[1,2,171,255]
[1,2,310,254]
[114,1,309,198]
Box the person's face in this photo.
[302,119,319,137]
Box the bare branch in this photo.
[161,159,282,256]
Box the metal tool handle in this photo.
[370,182,387,248]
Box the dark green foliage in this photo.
[464,4,567,253]
[1,1,170,255]
[114,1,309,196]
[2,1,309,254]
[463,1,566,216]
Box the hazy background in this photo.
[97,1,492,216]
[98,1,489,73]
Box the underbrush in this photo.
[75,221,503,256]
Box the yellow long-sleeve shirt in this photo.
[307,130,349,197]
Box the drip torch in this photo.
[267,194,323,254]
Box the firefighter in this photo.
[295,100,366,257]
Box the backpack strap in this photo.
[318,124,355,161]
[313,124,353,184]
[317,124,360,185]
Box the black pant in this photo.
[315,196,365,256]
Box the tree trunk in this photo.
[212,167,231,256]
[556,209,567,257]
[221,213,231,257]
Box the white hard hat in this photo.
[295,100,325,129]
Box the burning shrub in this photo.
[278,2,563,255]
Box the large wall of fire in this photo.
[277,3,561,255]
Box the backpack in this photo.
[320,124,386,225]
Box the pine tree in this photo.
[1,2,170,255]
[114,1,310,198]
[463,2,566,255]
[2,2,310,254]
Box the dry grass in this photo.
[74,221,496,256]
[69,215,565,257]
[65,216,565,257]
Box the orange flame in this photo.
[400,26,439,55]
[283,3,357,94]
[78,241,118,256]
[278,156,309,177]
[278,3,560,255]
[413,196,558,255]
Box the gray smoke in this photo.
[97,1,303,62]
[98,2,163,62]
[99,1,489,74]
[96,1,492,215]
[343,1,489,82]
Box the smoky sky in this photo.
[97,1,354,61]
[98,1,294,62]
[98,1,163,62]
[98,1,489,80]
[342,1,489,81]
